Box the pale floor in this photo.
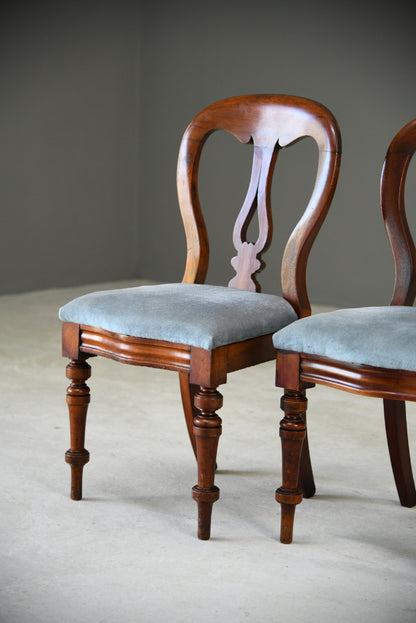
[1,281,415,623]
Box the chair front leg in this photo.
[275,389,307,544]
[192,386,223,540]
[65,359,91,500]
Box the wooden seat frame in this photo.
[62,94,341,540]
[275,118,416,543]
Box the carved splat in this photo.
[228,144,278,292]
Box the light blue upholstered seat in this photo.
[273,306,416,371]
[59,283,298,350]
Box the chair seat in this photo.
[59,283,298,350]
[273,306,416,371]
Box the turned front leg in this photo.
[192,387,222,540]
[275,390,307,544]
[65,359,91,500]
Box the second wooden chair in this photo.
[274,118,416,543]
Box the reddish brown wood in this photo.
[384,399,416,507]
[275,390,307,544]
[80,326,191,372]
[275,117,416,543]
[229,145,277,291]
[61,95,341,540]
[275,351,315,497]
[225,334,276,373]
[381,118,416,306]
[65,359,91,500]
[299,420,316,499]
[192,387,223,540]
[189,346,228,387]
[178,372,198,460]
[299,354,416,402]
[276,351,302,391]
[62,322,81,359]
[276,349,416,541]
[177,94,341,316]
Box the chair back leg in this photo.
[179,372,198,460]
[383,399,416,507]
[299,427,316,498]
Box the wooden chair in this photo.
[274,118,416,543]
[59,94,341,540]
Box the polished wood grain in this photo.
[192,387,223,540]
[229,144,277,291]
[275,390,307,544]
[384,399,416,507]
[179,372,199,459]
[382,118,416,307]
[177,94,341,316]
[275,118,416,543]
[65,359,91,500]
[300,354,416,401]
[62,94,341,539]
[79,325,191,373]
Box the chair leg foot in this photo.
[279,503,297,544]
[192,489,219,540]
[65,359,91,500]
[276,390,307,544]
[192,387,222,540]
[197,503,213,541]
[64,455,89,500]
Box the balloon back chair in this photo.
[274,118,416,543]
[59,94,341,540]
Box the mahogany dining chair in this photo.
[59,94,341,539]
[274,118,416,543]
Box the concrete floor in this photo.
[1,282,415,622]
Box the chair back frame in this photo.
[277,117,416,397]
[381,118,416,306]
[177,94,341,317]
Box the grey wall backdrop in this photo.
[0,1,140,293]
[1,0,416,307]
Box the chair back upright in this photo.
[381,118,416,306]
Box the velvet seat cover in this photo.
[273,306,416,371]
[59,283,298,350]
